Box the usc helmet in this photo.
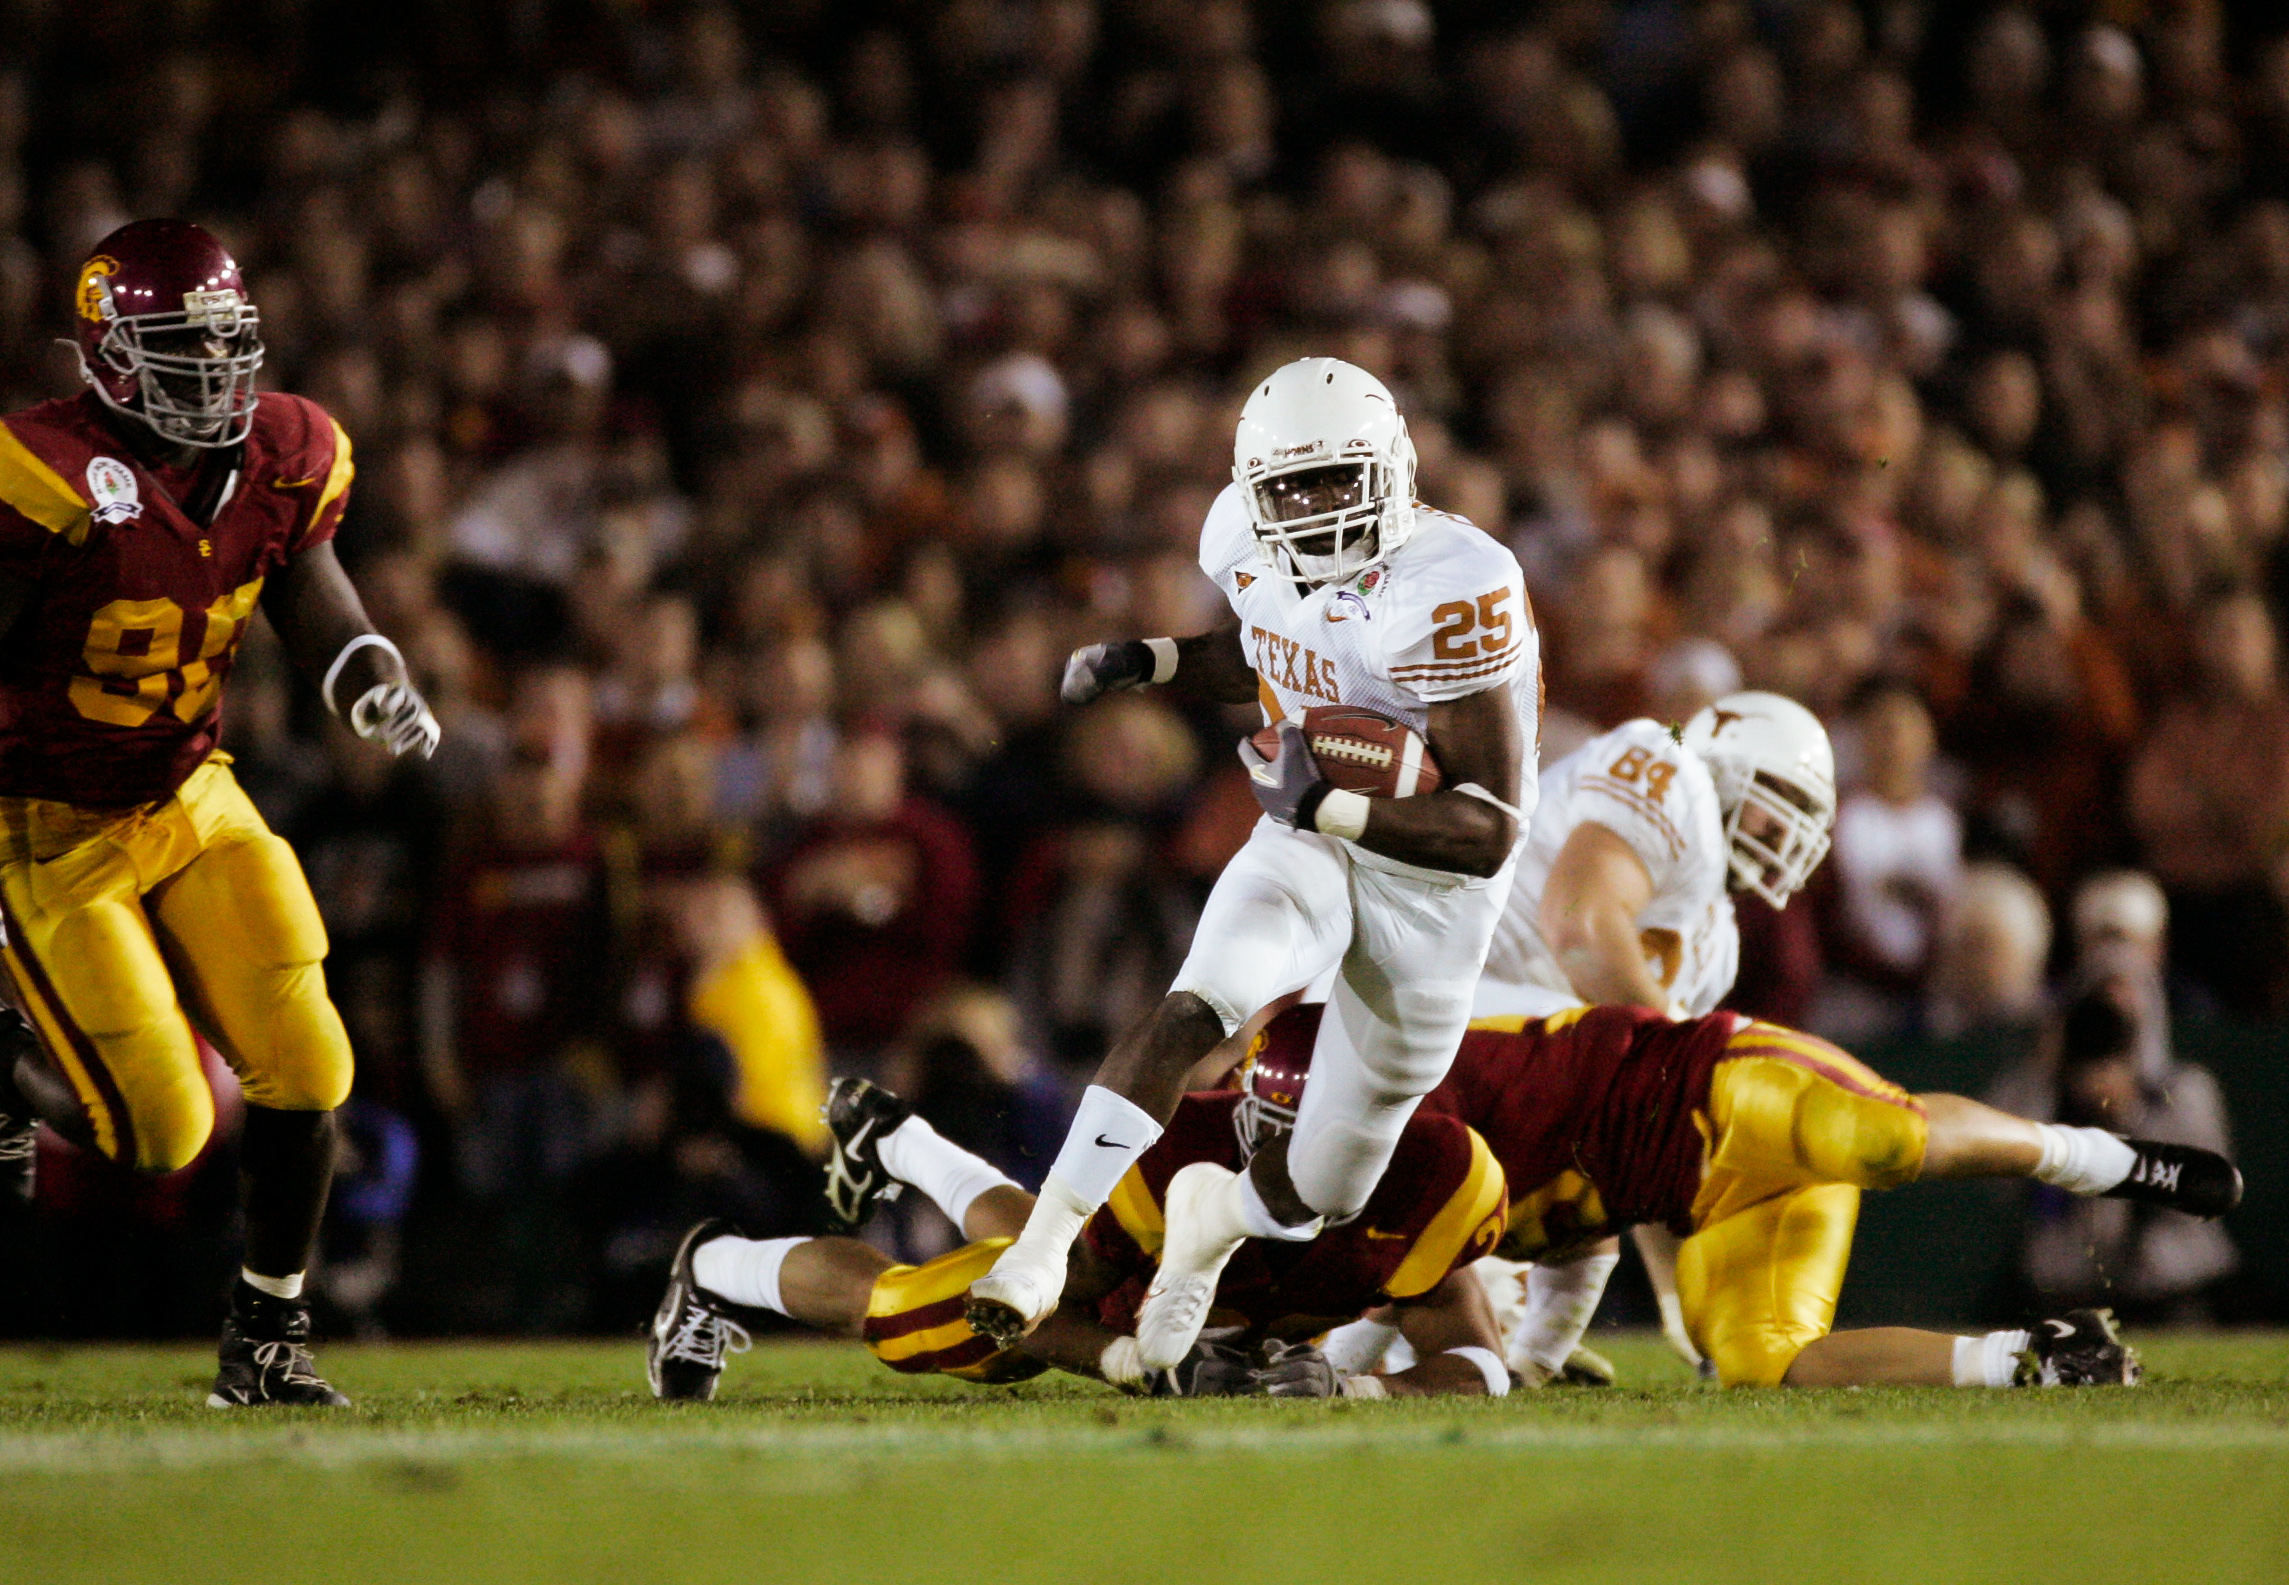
[73,219,264,449]
[1233,357,1416,587]
[1232,1005,1319,1155]
[1680,691,1836,909]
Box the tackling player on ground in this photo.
[646,1068,1512,1402]
[969,359,1538,1370]
[1260,994,2239,1388]
[0,221,437,1405]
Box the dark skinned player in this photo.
[0,220,438,1405]
[645,1056,1513,1403]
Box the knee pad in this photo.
[1706,1327,1814,1389]
[119,1056,216,1175]
[237,971,354,1112]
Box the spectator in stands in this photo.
[766,725,977,1058]
[1927,862,2052,1039]
[2129,590,2289,1014]
[1822,684,1962,1038]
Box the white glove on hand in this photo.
[349,681,442,759]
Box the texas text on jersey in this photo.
[0,388,351,806]
[1478,717,1737,1020]
[1198,482,1540,816]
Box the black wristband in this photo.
[1110,639,1158,686]
[1294,782,1333,831]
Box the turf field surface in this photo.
[4,1334,2285,1585]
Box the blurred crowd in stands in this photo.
[0,0,2279,1333]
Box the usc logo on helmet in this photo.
[76,256,119,322]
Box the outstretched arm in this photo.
[262,540,438,757]
[1063,616,1258,707]
[1382,1269,1509,1396]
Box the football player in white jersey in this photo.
[968,358,1538,1368]
[1470,691,1837,1380]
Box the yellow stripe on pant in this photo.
[0,755,352,1173]
[1676,1023,1930,1386]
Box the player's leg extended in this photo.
[1272,857,1514,1223]
[0,816,214,1175]
[143,767,353,1406]
[972,821,1351,1341]
[1137,857,1510,1369]
[1686,1027,2153,1386]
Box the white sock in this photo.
[1321,1316,1401,1374]
[1511,1251,1621,1376]
[1005,1175,1093,1263]
[1043,1086,1164,1209]
[1951,1329,2032,1388]
[242,1268,304,1301]
[692,1235,808,1316]
[2032,1125,2137,1195]
[877,1115,1020,1232]
[1234,1165,1323,1242]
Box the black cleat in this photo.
[822,1078,912,1231]
[2104,1139,2243,1219]
[2016,1308,2142,1387]
[647,1218,753,1402]
[208,1279,351,1407]
[0,1006,41,1206]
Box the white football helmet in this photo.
[1680,691,1836,909]
[1232,357,1416,587]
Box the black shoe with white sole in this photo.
[647,1218,753,1402]
[2016,1308,2142,1387]
[822,1078,911,1231]
[208,1279,351,1407]
[2104,1139,2243,1219]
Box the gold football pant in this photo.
[0,755,351,1173]
[1675,1023,1929,1387]
[861,1237,1048,1385]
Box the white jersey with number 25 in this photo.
[1478,717,1737,1018]
[1197,482,1541,824]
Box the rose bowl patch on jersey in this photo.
[1252,705,1443,798]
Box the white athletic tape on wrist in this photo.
[1313,787,1372,841]
[1100,1335,1146,1389]
[1143,637,1179,685]
[1337,1372,1388,1400]
[1445,1344,1512,1397]
[322,633,404,716]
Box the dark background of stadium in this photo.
[0,0,2284,1339]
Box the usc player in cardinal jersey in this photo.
[1265,1000,2240,1390]
[0,220,438,1405]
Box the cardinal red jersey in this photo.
[1253,1002,1741,1259]
[0,391,352,807]
[1083,1091,1507,1343]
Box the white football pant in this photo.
[1170,816,1516,1220]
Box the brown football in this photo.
[1250,706,1444,798]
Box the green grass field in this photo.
[4,1333,2286,1585]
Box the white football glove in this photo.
[348,681,442,759]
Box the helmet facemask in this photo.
[1721,770,1833,909]
[86,286,264,449]
[1231,1038,1306,1159]
[1241,449,1403,587]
